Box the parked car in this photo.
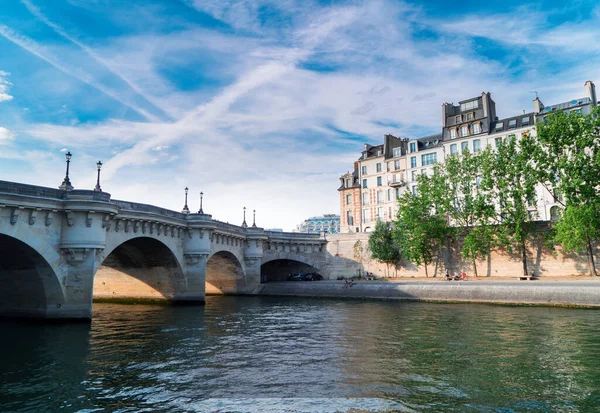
[288,273,306,281]
[304,273,323,281]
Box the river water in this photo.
[1,297,599,412]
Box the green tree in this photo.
[533,106,600,276]
[393,176,447,277]
[487,133,539,276]
[369,219,401,277]
[430,148,496,277]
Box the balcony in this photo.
[389,178,406,187]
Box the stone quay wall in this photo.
[323,229,599,279]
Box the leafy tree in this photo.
[487,133,539,276]
[533,106,600,276]
[393,176,447,277]
[430,148,496,277]
[369,219,401,277]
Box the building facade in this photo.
[295,214,341,234]
[339,81,598,231]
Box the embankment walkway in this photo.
[253,278,600,307]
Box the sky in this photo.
[0,0,599,231]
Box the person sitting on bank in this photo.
[445,269,451,280]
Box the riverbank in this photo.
[252,279,600,307]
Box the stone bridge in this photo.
[0,181,328,320]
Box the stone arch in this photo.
[0,234,65,318]
[94,236,185,301]
[206,250,245,294]
[260,254,321,282]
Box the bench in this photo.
[511,276,538,281]
[365,277,375,281]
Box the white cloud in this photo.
[0,127,15,143]
[0,70,13,102]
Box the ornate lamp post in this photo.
[252,209,257,227]
[241,206,248,228]
[198,191,204,214]
[59,151,74,191]
[94,161,103,192]
[182,187,190,214]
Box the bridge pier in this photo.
[176,253,208,303]
[57,247,102,319]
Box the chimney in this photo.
[533,97,544,114]
[585,80,597,106]
[442,103,453,127]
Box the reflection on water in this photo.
[1,297,600,412]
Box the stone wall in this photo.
[324,231,599,278]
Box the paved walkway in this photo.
[254,278,600,307]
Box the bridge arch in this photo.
[260,254,321,282]
[94,236,185,301]
[0,233,65,318]
[206,250,245,294]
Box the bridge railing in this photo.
[212,220,246,232]
[265,231,322,240]
[111,200,186,220]
[0,180,111,201]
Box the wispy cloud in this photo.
[0,70,13,102]
[0,126,15,143]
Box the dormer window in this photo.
[508,119,517,129]
[472,123,481,134]
[466,113,473,121]
[455,115,461,124]
[461,125,468,136]
[522,117,530,126]
[449,128,457,139]
[495,122,503,131]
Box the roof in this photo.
[538,97,592,115]
[415,133,443,150]
[490,112,534,133]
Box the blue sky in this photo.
[1,0,599,230]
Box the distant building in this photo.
[267,228,283,232]
[295,214,340,234]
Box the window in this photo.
[410,142,416,153]
[362,179,367,188]
[472,123,481,134]
[421,153,437,166]
[392,147,402,157]
[411,170,416,182]
[362,192,369,205]
[495,122,503,131]
[346,211,353,226]
[387,189,392,201]
[461,125,468,136]
[345,178,351,188]
[495,137,502,148]
[377,176,382,186]
[412,185,417,195]
[394,160,400,170]
[460,100,479,111]
[346,194,352,205]
[508,119,517,129]
[376,149,382,156]
[550,206,560,221]
[386,162,390,172]
[377,207,384,220]
[411,156,417,168]
[377,190,383,204]
[461,141,469,153]
[466,113,473,121]
[473,139,481,153]
[362,166,367,175]
[450,143,457,155]
[376,163,382,172]
[507,134,516,143]
[553,188,563,203]
[522,117,530,126]
[363,209,369,223]
[449,128,457,139]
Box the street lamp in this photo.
[59,151,74,191]
[252,209,257,227]
[198,191,204,214]
[242,206,248,228]
[94,161,103,192]
[182,187,190,214]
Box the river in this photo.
[1,297,599,412]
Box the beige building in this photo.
[340,81,598,230]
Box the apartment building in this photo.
[339,81,598,232]
[295,214,340,234]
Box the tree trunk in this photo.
[424,260,429,278]
[521,237,528,277]
[472,256,478,278]
[586,235,598,276]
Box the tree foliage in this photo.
[393,176,447,277]
[368,219,401,276]
[533,106,600,275]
